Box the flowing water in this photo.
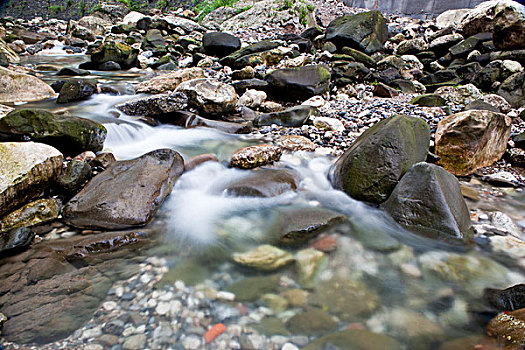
[14,54,525,348]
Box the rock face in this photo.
[0,109,107,155]
[265,65,331,100]
[0,230,153,343]
[63,149,184,229]
[0,66,56,103]
[116,92,188,116]
[202,32,241,58]
[135,68,205,94]
[0,142,62,216]
[325,11,388,54]
[493,2,525,50]
[330,115,430,204]
[383,162,473,243]
[230,144,282,169]
[435,110,512,176]
[175,78,237,116]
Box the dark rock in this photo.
[0,109,106,155]
[98,61,121,71]
[63,149,184,229]
[493,2,525,50]
[224,169,298,197]
[255,105,319,127]
[265,65,330,100]
[498,71,525,108]
[57,79,98,104]
[383,162,473,244]
[333,61,371,84]
[373,82,399,98]
[485,284,525,312]
[141,29,166,55]
[329,115,430,204]
[50,80,66,93]
[116,92,188,116]
[203,32,241,58]
[449,36,481,56]
[56,67,90,76]
[0,198,61,234]
[410,94,446,107]
[220,41,280,68]
[225,275,280,302]
[473,67,501,91]
[435,110,512,176]
[90,152,116,169]
[325,11,388,54]
[271,207,346,245]
[160,110,252,134]
[231,79,268,93]
[57,160,92,194]
[0,227,34,254]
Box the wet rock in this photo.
[253,317,290,336]
[116,92,188,116]
[230,144,282,169]
[261,294,289,313]
[295,248,325,289]
[98,61,121,71]
[255,105,319,127]
[90,41,138,69]
[164,110,251,134]
[57,160,92,194]
[309,277,379,322]
[383,162,473,243]
[486,308,525,348]
[276,135,317,152]
[57,79,98,104]
[330,115,430,204]
[0,109,107,155]
[224,168,298,197]
[303,330,402,350]
[0,230,152,343]
[175,78,237,116]
[56,67,90,76]
[410,93,446,107]
[0,38,19,64]
[373,82,399,98]
[325,11,388,54]
[265,65,331,100]
[63,149,184,230]
[185,154,219,171]
[435,110,512,176]
[493,2,525,50]
[0,142,62,216]
[0,66,56,103]
[226,275,280,302]
[272,207,346,245]
[0,227,34,254]
[485,284,525,312]
[220,41,280,69]
[0,198,60,233]
[509,148,525,168]
[203,32,241,58]
[123,334,146,350]
[387,308,445,349]
[90,152,116,170]
[232,245,294,271]
[286,308,337,336]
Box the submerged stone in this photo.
[224,169,298,197]
[286,308,338,336]
[232,245,294,271]
[303,330,402,350]
[226,275,280,302]
[255,105,320,127]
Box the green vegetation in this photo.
[194,0,240,21]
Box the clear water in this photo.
[14,55,525,348]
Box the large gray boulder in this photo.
[0,66,56,103]
[0,109,107,155]
[265,65,331,100]
[0,142,63,216]
[63,149,184,229]
[493,2,525,50]
[329,115,430,204]
[383,162,473,244]
[325,11,388,54]
[435,110,512,176]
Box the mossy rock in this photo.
[265,65,331,100]
[329,115,430,204]
[410,94,446,107]
[220,40,280,68]
[253,317,290,336]
[341,46,376,67]
[91,41,138,69]
[0,198,61,233]
[0,109,107,155]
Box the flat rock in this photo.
[0,142,62,216]
[232,245,294,271]
[63,149,184,229]
[265,65,331,100]
[255,105,319,127]
[116,92,188,116]
[0,66,56,103]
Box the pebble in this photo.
[182,335,202,349]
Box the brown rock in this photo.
[0,66,56,103]
[230,144,282,169]
[185,154,219,171]
[487,308,525,348]
[435,110,512,176]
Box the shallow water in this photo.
[9,55,525,348]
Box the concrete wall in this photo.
[342,0,487,18]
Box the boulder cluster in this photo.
[0,0,524,347]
